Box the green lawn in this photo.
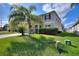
[0,33,79,56]
[0,31,17,34]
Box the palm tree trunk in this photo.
[27,19,32,36]
[22,30,24,36]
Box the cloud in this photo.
[42,3,71,23]
[64,21,75,28]
[42,3,71,16]
[8,3,21,6]
[61,18,67,23]
[42,4,53,12]
[7,3,13,5]
[1,20,8,27]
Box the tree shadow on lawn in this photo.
[70,44,78,48]
[6,35,68,56]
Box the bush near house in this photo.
[38,28,58,35]
[58,31,62,33]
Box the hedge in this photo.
[35,28,58,35]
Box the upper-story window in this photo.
[45,13,51,21]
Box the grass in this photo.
[0,31,17,35]
[0,32,79,56]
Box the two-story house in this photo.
[66,19,79,35]
[32,11,64,33]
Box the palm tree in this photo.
[9,4,42,35]
[17,22,28,36]
[70,3,79,8]
[71,3,75,8]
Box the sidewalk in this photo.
[0,33,21,38]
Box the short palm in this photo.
[9,5,42,35]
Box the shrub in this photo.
[38,28,58,35]
[58,31,62,33]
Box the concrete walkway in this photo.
[0,33,21,39]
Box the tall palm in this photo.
[71,3,75,8]
[70,3,79,8]
[9,5,42,35]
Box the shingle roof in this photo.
[72,20,79,27]
[39,11,61,20]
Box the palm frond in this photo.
[9,10,25,21]
[10,4,20,11]
[71,3,75,8]
[30,14,43,25]
[70,3,79,8]
[29,5,36,13]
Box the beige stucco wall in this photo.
[76,23,79,31]
[32,11,63,33]
[66,22,79,35]
[40,12,63,31]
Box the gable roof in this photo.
[72,20,79,27]
[39,11,61,20]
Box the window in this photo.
[45,25,51,28]
[48,25,51,27]
[56,18,57,21]
[45,13,51,20]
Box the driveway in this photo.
[0,33,21,39]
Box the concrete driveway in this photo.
[0,33,21,39]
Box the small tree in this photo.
[9,5,43,36]
[18,22,28,36]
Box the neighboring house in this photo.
[66,27,74,33]
[32,11,64,33]
[66,18,79,35]
[2,24,9,31]
[0,27,2,31]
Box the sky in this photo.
[0,3,79,28]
